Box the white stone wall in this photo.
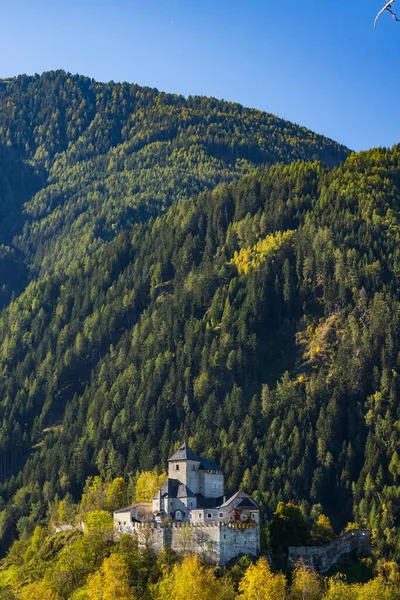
[185,461,202,494]
[190,509,220,523]
[219,525,260,564]
[200,471,224,498]
[130,522,260,565]
[114,510,135,534]
[168,460,202,494]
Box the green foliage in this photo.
[269,503,311,551]
[0,69,400,569]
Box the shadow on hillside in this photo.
[0,144,42,305]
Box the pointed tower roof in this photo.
[168,442,201,462]
[167,443,222,471]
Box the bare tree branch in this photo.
[374,0,400,27]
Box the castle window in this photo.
[207,513,212,519]
[176,464,179,471]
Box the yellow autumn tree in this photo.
[56,496,76,525]
[230,230,295,275]
[290,561,323,600]
[84,510,114,540]
[135,471,167,503]
[237,557,287,600]
[86,554,135,600]
[311,514,336,544]
[18,582,61,600]
[105,477,127,512]
[80,476,106,514]
[323,576,359,600]
[355,576,398,600]
[153,554,235,600]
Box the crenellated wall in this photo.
[122,521,260,565]
[288,530,371,572]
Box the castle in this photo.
[113,443,260,564]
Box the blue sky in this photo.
[0,0,398,151]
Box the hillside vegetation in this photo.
[0,71,348,281]
[0,474,397,599]
[0,134,398,567]
[1,71,400,576]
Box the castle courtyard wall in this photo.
[128,522,260,565]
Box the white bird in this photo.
[374,0,400,27]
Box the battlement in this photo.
[119,518,260,565]
[130,521,257,530]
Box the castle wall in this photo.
[168,460,201,494]
[114,510,135,534]
[288,530,371,572]
[185,461,202,495]
[219,524,260,564]
[129,522,259,565]
[200,471,224,498]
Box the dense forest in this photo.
[0,71,347,282]
[0,70,400,593]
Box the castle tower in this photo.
[168,442,202,494]
[168,443,224,499]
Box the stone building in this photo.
[114,443,260,564]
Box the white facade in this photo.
[114,443,261,564]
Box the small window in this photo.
[207,513,212,519]
[219,513,223,518]
[176,464,179,471]
[192,465,196,471]
[199,513,202,518]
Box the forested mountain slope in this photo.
[0,71,348,281]
[1,143,400,561]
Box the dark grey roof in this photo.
[218,491,259,509]
[199,457,222,471]
[114,502,152,514]
[168,443,222,471]
[237,498,258,509]
[160,479,196,499]
[196,495,224,509]
[114,505,135,514]
[177,484,196,498]
[160,478,179,498]
[168,443,202,462]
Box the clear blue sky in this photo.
[0,0,398,151]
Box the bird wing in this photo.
[374,0,396,27]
